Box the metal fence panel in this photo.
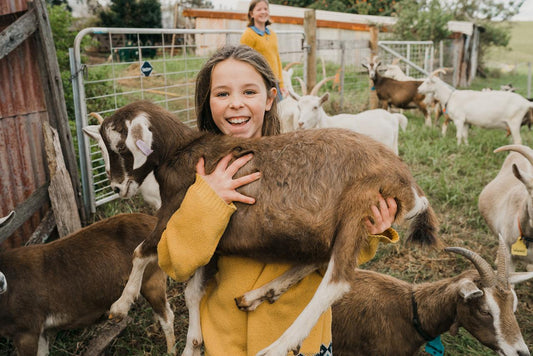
[71,27,306,214]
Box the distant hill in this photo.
[486,21,533,69]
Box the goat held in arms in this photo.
[83,100,440,356]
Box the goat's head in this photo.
[82,102,167,204]
[382,64,405,80]
[418,68,446,95]
[362,59,381,81]
[291,93,329,129]
[446,236,533,356]
[501,84,516,92]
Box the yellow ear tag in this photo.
[511,237,528,256]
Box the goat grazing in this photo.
[333,237,533,356]
[479,144,533,272]
[83,100,439,356]
[290,86,407,154]
[0,213,175,356]
[362,59,431,126]
[418,70,533,145]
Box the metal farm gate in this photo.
[71,28,306,214]
[378,40,435,78]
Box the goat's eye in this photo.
[479,309,492,318]
[313,106,318,110]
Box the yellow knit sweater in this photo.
[240,26,285,89]
[158,175,399,356]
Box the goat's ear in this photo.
[319,92,330,105]
[512,164,533,191]
[458,280,483,301]
[509,271,533,285]
[83,125,102,141]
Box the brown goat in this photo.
[363,59,431,126]
[83,100,439,355]
[332,239,533,356]
[0,213,175,356]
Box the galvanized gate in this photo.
[378,40,435,78]
[71,27,306,214]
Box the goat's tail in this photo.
[404,187,442,248]
[393,113,408,132]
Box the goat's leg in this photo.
[235,264,321,312]
[182,267,207,356]
[508,121,523,145]
[141,266,176,354]
[13,332,39,356]
[256,256,351,356]
[37,333,50,356]
[109,242,156,319]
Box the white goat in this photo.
[290,90,407,155]
[278,62,301,133]
[479,144,533,272]
[418,69,533,145]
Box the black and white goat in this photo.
[83,100,440,356]
[0,213,175,356]
[333,237,533,356]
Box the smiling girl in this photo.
[157,45,398,355]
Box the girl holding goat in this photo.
[157,45,398,356]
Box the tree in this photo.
[269,0,400,16]
[392,0,451,43]
[98,0,162,29]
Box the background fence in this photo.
[72,27,438,215]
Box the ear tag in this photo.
[136,140,153,156]
[424,335,444,356]
[511,237,528,256]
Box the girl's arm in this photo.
[157,154,260,281]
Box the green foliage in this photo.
[270,0,400,16]
[98,0,162,28]
[47,4,76,120]
[392,0,452,42]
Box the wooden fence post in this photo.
[368,25,379,109]
[304,9,316,93]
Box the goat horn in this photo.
[494,145,533,167]
[445,247,497,288]
[310,76,335,96]
[431,68,446,77]
[89,112,104,124]
[295,77,307,95]
[283,61,301,71]
[496,233,510,287]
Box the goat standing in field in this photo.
[290,86,407,155]
[418,69,533,145]
[362,58,432,126]
[479,144,533,272]
[83,100,440,356]
[333,237,533,356]
[0,213,175,356]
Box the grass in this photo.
[487,21,533,67]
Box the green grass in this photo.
[487,21,533,67]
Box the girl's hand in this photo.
[364,195,397,234]
[196,153,261,205]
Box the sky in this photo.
[210,0,533,21]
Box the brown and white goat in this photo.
[0,213,175,356]
[332,237,533,356]
[83,100,440,356]
[362,59,431,126]
[479,144,533,272]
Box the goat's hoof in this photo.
[108,313,124,323]
[234,296,249,311]
[291,345,301,355]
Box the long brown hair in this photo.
[247,0,272,27]
[195,45,280,136]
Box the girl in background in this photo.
[240,0,287,99]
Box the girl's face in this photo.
[251,1,270,28]
[210,58,276,139]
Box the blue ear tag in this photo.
[371,86,376,91]
[424,335,444,356]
